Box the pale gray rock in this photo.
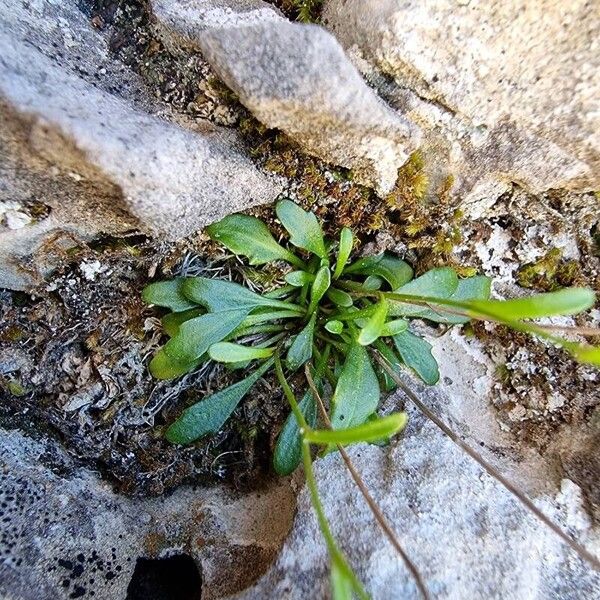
[0,427,296,600]
[152,0,421,195]
[239,368,600,599]
[322,0,600,212]
[0,0,282,290]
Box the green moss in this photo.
[495,363,511,384]
[385,151,428,209]
[517,248,582,291]
[276,0,323,23]
[1,326,24,342]
[6,379,27,397]
[234,111,474,275]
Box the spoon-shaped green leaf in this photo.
[332,228,353,280]
[357,297,388,345]
[276,199,328,259]
[345,253,413,290]
[287,313,317,370]
[285,270,315,287]
[162,309,250,365]
[206,213,304,268]
[142,278,197,312]
[183,277,302,313]
[308,266,331,314]
[305,412,407,445]
[273,386,319,475]
[209,342,274,363]
[165,359,274,444]
[393,330,439,385]
[330,344,380,429]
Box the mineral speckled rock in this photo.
[322,0,600,213]
[0,0,282,290]
[0,428,296,600]
[151,0,421,195]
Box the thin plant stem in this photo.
[316,332,347,351]
[301,443,370,600]
[274,357,369,599]
[373,351,600,572]
[274,354,307,429]
[305,365,430,599]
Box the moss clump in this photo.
[385,151,429,208]
[4,379,27,397]
[272,0,323,23]
[517,248,583,291]
[237,118,475,274]
[495,363,511,384]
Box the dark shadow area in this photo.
[126,554,202,600]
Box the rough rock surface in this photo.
[0,427,296,600]
[152,0,421,195]
[322,0,600,212]
[0,0,282,290]
[240,344,600,599]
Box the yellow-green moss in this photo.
[234,114,476,274]
[517,248,583,291]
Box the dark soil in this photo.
[0,237,289,496]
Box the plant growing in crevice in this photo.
[143,200,600,597]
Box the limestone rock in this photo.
[0,0,282,290]
[239,379,600,598]
[0,427,296,600]
[322,0,599,212]
[152,0,421,195]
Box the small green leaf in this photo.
[418,275,491,324]
[388,267,459,317]
[568,343,600,366]
[325,320,344,335]
[233,310,302,333]
[470,288,595,320]
[206,213,303,267]
[183,277,300,313]
[326,288,353,307]
[357,297,388,346]
[331,344,380,429]
[149,349,202,379]
[209,342,274,363]
[285,270,314,287]
[142,279,197,312]
[305,412,407,445]
[276,199,327,259]
[287,313,317,370]
[381,318,408,336]
[273,386,318,475]
[393,330,439,385]
[345,253,413,289]
[165,359,273,444]
[263,285,297,299]
[308,266,331,314]
[334,305,376,321]
[161,308,203,337]
[333,228,353,279]
[161,309,250,365]
[363,275,383,290]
